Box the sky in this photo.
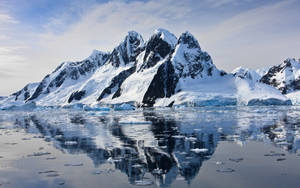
[0,0,300,95]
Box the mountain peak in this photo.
[153,28,177,48]
[178,31,200,49]
[126,30,144,48]
[283,58,300,68]
[232,66,261,82]
[86,50,110,61]
[109,30,144,67]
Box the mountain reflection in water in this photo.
[2,106,300,187]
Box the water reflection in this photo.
[2,107,300,187]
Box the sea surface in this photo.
[0,106,300,188]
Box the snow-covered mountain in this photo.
[259,58,300,105]
[260,58,300,94]
[0,29,293,109]
[232,67,262,82]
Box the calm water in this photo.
[0,106,300,188]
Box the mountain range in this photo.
[1,28,299,109]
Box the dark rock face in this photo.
[109,31,144,67]
[28,75,50,101]
[68,90,86,103]
[139,34,175,71]
[260,65,284,90]
[97,66,136,101]
[260,58,300,94]
[142,60,178,107]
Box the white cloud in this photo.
[206,0,241,7]
[0,13,18,24]
[0,0,300,95]
[198,0,300,71]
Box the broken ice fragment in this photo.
[229,158,244,163]
[27,152,51,157]
[191,148,208,153]
[46,157,56,160]
[264,153,285,157]
[22,138,31,141]
[215,161,224,165]
[133,179,154,186]
[216,168,235,173]
[64,163,83,167]
[64,141,78,145]
[39,170,58,174]
[276,158,286,161]
[46,174,60,177]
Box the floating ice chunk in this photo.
[132,164,143,168]
[274,137,285,142]
[93,170,102,175]
[55,135,63,139]
[264,153,285,157]
[64,141,78,145]
[64,163,83,167]
[58,181,65,185]
[215,161,225,165]
[276,141,290,146]
[191,148,208,153]
[133,179,154,186]
[92,169,115,175]
[27,152,51,157]
[216,168,235,173]
[38,170,58,174]
[229,158,244,163]
[46,174,60,177]
[152,169,163,175]
[172,135,185,139]
[4,142,17,145]
[21,137,31,140]
[46,157,56,160]
[176,177,186,181]
[185,137,197,141]
[274,127,283,132]
[276,158,286,161]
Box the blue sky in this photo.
[0,0,300,95]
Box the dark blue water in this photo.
[0,106,300,187]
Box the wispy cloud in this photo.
[199,0,300,71]
[206,0,244,7]
[0,0,299,95]
[0,13,18,24]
